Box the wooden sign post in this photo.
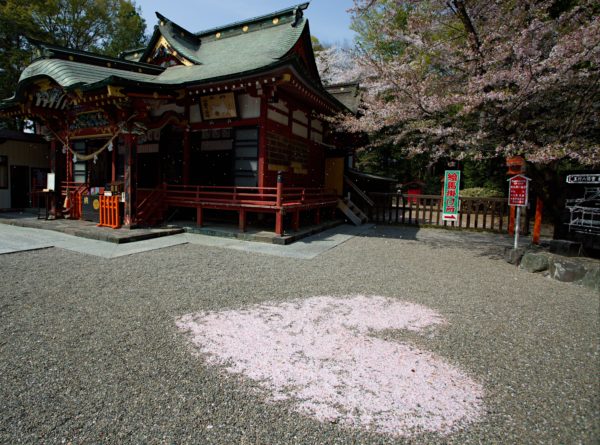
[508,175,531,249]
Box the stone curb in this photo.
[506,247,600,292]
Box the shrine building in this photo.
[0,3,360,235]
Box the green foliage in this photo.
[0,0,146,128]
[462,159,506,191]
[311,35,325,53]
[96,0,147,57]
[460,187,504,198]
[351,0,410,59]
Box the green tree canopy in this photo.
[0,0,147,128]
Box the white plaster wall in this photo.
[238,94,261,119]
[292,122,308,139]
[293,110,308,125]
[268,108,289,126]
[149,103,185,117]
[189,104,203,123]
[0,139,50,209]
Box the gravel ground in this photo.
[0,225,598,444]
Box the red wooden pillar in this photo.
[275,171,284,235]
[196,207,203,227]
[239,209,247,232]
[508,206,515,235]
[123,134,137,227]
[183,99,191,185]
[183,129,190,185]
[66,148,73,183]
[49,140,57,217]
[50,140,56,174]
[532,197,543,244]
[275,212,284,235]
[111,140,117,182]
[258,91,268,188]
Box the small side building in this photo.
[0,130,50,209]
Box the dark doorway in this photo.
[138,153,161,188]
[160,126,183,184]
[190,128,234,186]
[10,165,29,208]
[189,127,258,186]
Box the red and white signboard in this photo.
[508,175,530,207]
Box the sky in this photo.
[134,0,357,47]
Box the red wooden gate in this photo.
[98,195,121,229]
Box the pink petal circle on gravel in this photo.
[176,295,484,436]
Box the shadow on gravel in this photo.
[356,224,514,261]
[356,225,420,241]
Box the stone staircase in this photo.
[337,198,368,225]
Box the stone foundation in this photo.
[505,245,600,292]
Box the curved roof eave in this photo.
[141,6,310,68]
[195,3,309,37]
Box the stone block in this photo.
[520,252,550,273]
[548,239,582,257]
[580,265,600,292]
[548,258,587,282]
[505,247,526,265]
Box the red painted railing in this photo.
[136,185,167,226]
[164,184,337,209]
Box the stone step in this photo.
[337,199,363,226]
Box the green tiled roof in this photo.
[19,59,156,88]
[2,3,348,112]
[14,8,309,91]
[154,18,307,84]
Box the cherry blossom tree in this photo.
[338,0,600,167]
[316,45,361,86]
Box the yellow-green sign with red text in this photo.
[442,170,460,222]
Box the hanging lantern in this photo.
[107,141,113,152]
[93,154,98,164]
[62,145,67,154]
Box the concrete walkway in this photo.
[0,222,375,259]
[0,224,188,258]
[0,212,183,243]
[182,223,375,259]
[0,212,347,245]
[0,213,535,260]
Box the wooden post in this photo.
[532,197,543,244]
[275,171,284,235]
[276,171,283,207]
[183,129,190,185]
[239,209,247,232]
[258,91,268,188]
[49,140,56,174]
[49,140,57,218]
[196,207,203,227]
[123,134,137,227]
[66,149,73,183]
[111,140,117,182]
[292,210,300,231]
[508,205,516,235]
